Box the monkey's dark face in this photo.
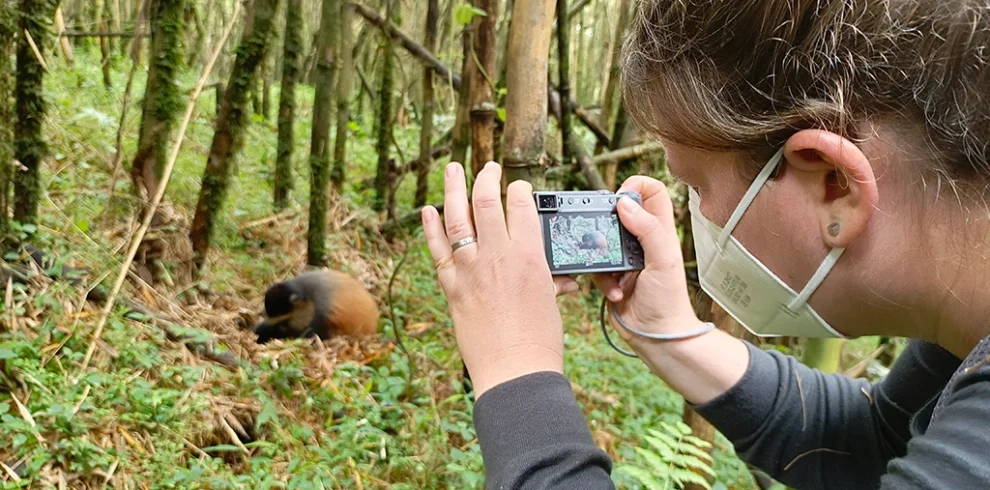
[264,282,305,318]
[579,231,608,250]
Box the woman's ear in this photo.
[783,130,879,248]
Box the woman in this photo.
[421,1,990,489]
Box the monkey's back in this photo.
[307,270,380,338]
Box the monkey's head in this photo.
[263,281,308,319]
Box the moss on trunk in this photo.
[189,0,283,273]
[331,3,353,190]
[130,0,185,214]
[13,0,59,226]
[0,1,15,235]
[273,0,302,210]
[373,0,397,213]
[307,0,338,266]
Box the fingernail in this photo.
[422,207,433,223]
[486,161,499,170]
[564,282,579,294]
[446,162,458,177]
[608,289,623,302]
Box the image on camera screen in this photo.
[548,213,624,269]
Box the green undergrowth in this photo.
[0,49,897,489]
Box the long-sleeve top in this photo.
[472,336,990,489]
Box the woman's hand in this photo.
[422,161,568,397]
[593,176,706,344]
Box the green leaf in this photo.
[75,219,90,233]
[22,224,37,234]
[0,402,9,415]
[348,121,360,132]
[256,396,279,430]
[0,349,16,359]
[12,433,27,447]
[455,4,487,26]
[496,108,506,122]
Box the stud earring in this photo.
[828,222,841,237]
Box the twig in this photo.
[71,384,91,415]
[841,345,886,379]
[23,29,48,72]
[0,461,20,482]
[386,244,415,400]
[782,448,851,472]
[219,415,249,454]
[78,0,242,374]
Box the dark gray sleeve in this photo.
[473,371,615,490]
[880,360,990,487]
[692,340,960,490]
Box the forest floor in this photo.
[0,51,893,489]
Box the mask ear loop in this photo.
[787,247,844,311]
[717,148,786,248]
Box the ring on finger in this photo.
[450,236,477,252]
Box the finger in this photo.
[617,194,683,270]
[617,176,673,218]
[422,206,456,287]
[443,162,478,259]
[472,162,509,249]
[592,273,624,303]
[553,276,580,296]
[505,179,541,245]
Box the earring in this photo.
[828,222,841,237]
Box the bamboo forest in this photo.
[0,0,906,488]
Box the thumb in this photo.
[617,196,681,266]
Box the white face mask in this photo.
[688,148,846,338]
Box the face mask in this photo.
[688,148,846,338]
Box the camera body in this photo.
[534,190,645,275]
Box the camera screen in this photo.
[546,212,624,270]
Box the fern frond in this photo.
[671,468,713,490]
[677,441,715,463]
[669,454,717,477]
[617,465,668,489]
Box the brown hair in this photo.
[622,0,990,185]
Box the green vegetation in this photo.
[0,44,902,489]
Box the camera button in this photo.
[582,197,591,204]
[608,197,615,204]
[567,198,575,204]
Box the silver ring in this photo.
[450,236,477,252]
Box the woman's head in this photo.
[622,0,990,348]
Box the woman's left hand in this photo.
[422,161,571,397]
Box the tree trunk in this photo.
[331,3,353,191]
[189,0,282,273]
[130,0,185,218]
[600,0,631,132]
[450,25,472,168]
[415,0,439,206]
[373,0,397,214]
[307,0,338,266]
[556,0,572,167]
[274,0,302,210]
[501,0,554,186]
[96,0,113,89]
[467,0,498,178]
[13,0,59,226]
[0,0,14,235]
[804,338,844,373]
[600,0,632,182]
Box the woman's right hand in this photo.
[592,176,705,342]
[589,176,750,405]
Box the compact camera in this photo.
[534,190,645,275]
